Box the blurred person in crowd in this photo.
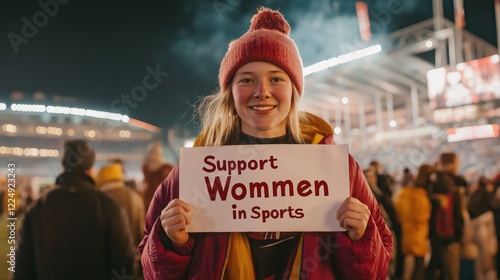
[492,176,500,276]
[96,163,146,279]
[401,167,414,187]
[394,164,433,280]
[142,141,173,211]
[363,167,387,216]
[15,139,136,279]
[439,152,469,279]
[467,177,497,280]
[111,157,139,191]
[370,160,402,280]
[15,185,34,218]
[96,164,146,246]
[369,161,395,198]
[138,7,392,279]
[440,152,468,189]
[365,167,396,278]
[96,163,145,246]
[426,171,464,280]
[460,180,479,280]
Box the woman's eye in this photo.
[271,77,284,82]
[240,78,252,83]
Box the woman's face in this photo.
[231,61,293,138]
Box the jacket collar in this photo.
[55,171,96,192]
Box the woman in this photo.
[138,7,392,279]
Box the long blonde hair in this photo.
[195,86,307,146]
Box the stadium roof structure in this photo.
[0,102,162,178]
[301,17,498,147]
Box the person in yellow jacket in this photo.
[395,164,434,280]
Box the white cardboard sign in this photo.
[179,144,349,232]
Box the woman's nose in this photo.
[254,81,271,99]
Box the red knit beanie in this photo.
[219,7,304,95]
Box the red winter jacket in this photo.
[138,151,392,279]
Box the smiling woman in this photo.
[232,61,294,138]
[138,7,392,280]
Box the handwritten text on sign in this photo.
[179,144,349,232]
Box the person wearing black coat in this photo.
[15,139,136,280]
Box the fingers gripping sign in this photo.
[161,199,191,245]
[336,197,370,241]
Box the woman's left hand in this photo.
[336,197,370,241]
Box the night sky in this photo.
[1,0,497,131]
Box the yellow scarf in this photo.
[222,232,305,280]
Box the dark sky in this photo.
[1,0,497,131]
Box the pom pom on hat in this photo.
[219,7,304,95]
[249,8,291,35]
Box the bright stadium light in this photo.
[8,103,132,125]
[47,105,128,122]
[2,124,17,133]
[11,103,46,112]
[303,44,382,76]
[0,146,59,157]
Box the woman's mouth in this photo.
[250,105,275,111]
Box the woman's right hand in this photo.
[160,198,191,245]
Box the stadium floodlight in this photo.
[6,103,131,123]
[46,105,129,122]
[303,44,382,76]
[11,103,46,112]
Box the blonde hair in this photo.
[195,85,307,146]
